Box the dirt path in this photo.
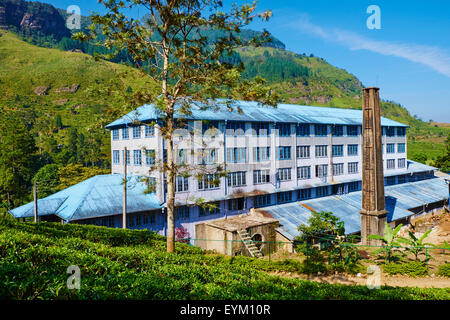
[268,271,450,288]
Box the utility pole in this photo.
[33,180,38,223]
[123,147,127,229]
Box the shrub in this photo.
[383,261,429,277]
[438,263,450,277]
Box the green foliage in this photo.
[397,229,435,262]
[296,211,345,244]
[383,261,429,277]
[433,134,450,173]
[0,110,37,207]
[368,222,404,263]
[32,164,60,198]
[56,163,109,191]
[1,219,448,299]
[438,263,450,277]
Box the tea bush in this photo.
[383,261,429,277]
[0,219,448,300]
[438,263,450,277]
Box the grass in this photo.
[0,218,449,300]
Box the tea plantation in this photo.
[0,219,448,300]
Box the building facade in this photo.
[105,100,413,238]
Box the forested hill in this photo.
[0,0,448,167]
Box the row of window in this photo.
[112,125,155,140]
[254,181,362,208]
[112,123,406,139]
[114,144,406,166]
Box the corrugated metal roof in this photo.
[260,177,449,240]
[9,174,162,221]
[105,99,408,129]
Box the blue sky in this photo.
[47,0,450,122]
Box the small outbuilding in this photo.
[194,209,279,257]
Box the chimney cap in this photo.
[363,87,380,90]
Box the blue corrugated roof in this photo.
[105,99,408,129]
[259,177,449,240]
[9,174,162,221]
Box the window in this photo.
[316,186,329,198]
[387,143,395,154]
[332,184,346,195]
[253,170,270,184]
[226,121,246,136]
[398,158,406,168]
[200,202,220,216]
[122,150,130,165]
[146,177,156,194]
[332,125,343,136]
[296,124,310,136]
[133,150,142,166]
[253,147,270,162]
[348,162,358,174]
[113,150,120,164]
[296,146,310,159]
[176,206,190,220]
[227,171,246,187]
[315,145,328,157]
[198,174,220,190]
[198,148,216,165]
[387,159,395,170]
[228,198,246,211]
[145,125,155,137]
[278,146,291,160]
[386,176,396,186]
[386,127,396,137]
[315,164,328,177]
[202,120,219,135]
[252,122,270,136]
[277,168,292,181]
[314,124,328,136]
[132,126,141,139]
[347,125,358,136]
[254,194,271,208]
[135,214,142,226]
[122,127,129,139]
[175,176,189,192]
[298,188,312,200]
[332,145,344,157]
[276,123,291,136]
[276,191,292,204]
[332,163,344,176]
[397,127,406,137]
[348,144,358,156]
[112,129,119,140]
[297,166,311,180]
[348,181,360,192]
[226,147,247,163]
[145,150,155,165]
[398,175,406,184]
[397,143,406,153]
[176,149,187,165]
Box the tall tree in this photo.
[75,0,277,252]
[0,110,37,208]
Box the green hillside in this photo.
[1,218,448,300]
[0,31,158,166]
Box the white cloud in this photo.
[292,15,450,78]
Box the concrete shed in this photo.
[195,210,279,257]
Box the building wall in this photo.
[109,121,408,239]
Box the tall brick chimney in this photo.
[360,87,387,245]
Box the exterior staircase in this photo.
[237,229,263,258]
